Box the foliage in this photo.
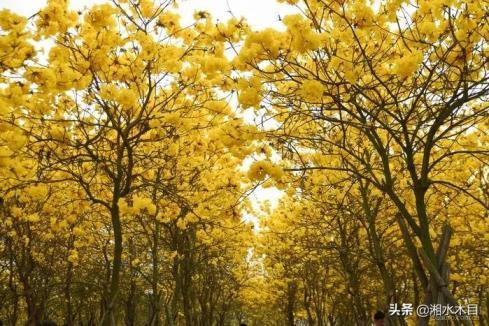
[0,0,488,325]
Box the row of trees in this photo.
[234,0,489,324]
[0,1,257,325]
[0,0,488,325]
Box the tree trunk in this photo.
[286,281,297,326]
[102,203,123,326]
[65,261,74,326]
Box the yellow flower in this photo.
[176,218,188,230]
[2,131,27,151]
[298,79,324,102]
[237,28,286,64]
[84,4,116,29]
[26,184,49,201]
[248,160,284,181]
[237,76,263,108]
[36,0,78,37]
[283,14,325,52]
[27,213,40,223]
[393,51,424,78]
[158,11,181,33]
[68,249,79,264]
[132,196,157,215]
[73,227,85,237]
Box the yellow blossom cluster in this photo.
[283,14,326,53]
[237,76,263,108]
[247,160,284,181]
[297,79,325,102]
[119,196,157,216]
[36,0,78,37]
[100,85,139,113]
[0,10,34,71]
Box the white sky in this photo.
[2,0,287,223]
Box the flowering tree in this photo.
[235,0,488,324]
[0,0,488,325]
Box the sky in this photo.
[2,0,288,223]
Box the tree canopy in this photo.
[0,0,488,325]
